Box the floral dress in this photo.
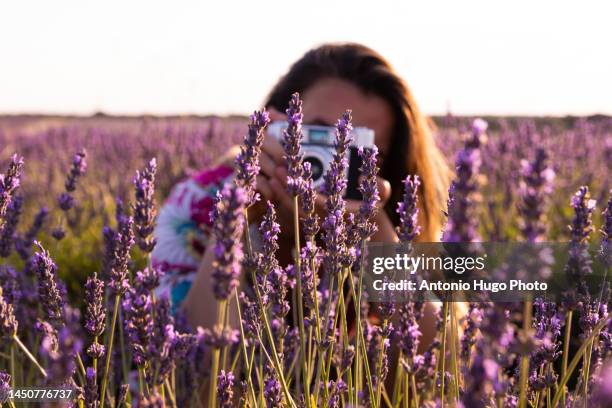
[151,165,234,310]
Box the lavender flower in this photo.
[0,154,24,222]
[15,206,48,260]
[0,195,22,257]
[0,287,18,338]
[85,272,105,338]
[138,391,164,408]
[282,93,304,195]
[460,303,483,362]
[33,241,65,326]
[299,162,320,241]
[217,370,235,408]
[397,175,422,243]
[0,266,20,306]
[133,158,157,252]
[600,190,611,266]
[356,145,380,240]
[591,362,612,407]
[322,111,353,275]
[84,367,98,408]
[442,119,486,243]
[57,149,87,211]
[0,371,10,404]
[108,215,135,296]
[264,364,283,408]
[327,379,348,408]
[122,287,153,366]
[235,110,270,206]
[210,184,246,300]
[517,148,555,242]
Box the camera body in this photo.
[267,121,375,199]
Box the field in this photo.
[0,112,610,407]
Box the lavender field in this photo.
[0,111,611,407]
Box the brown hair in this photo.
[265,43,451,241]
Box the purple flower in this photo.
[299,162,320,241]
[0,287,18,338]
[0,265,20,305]
[282,93,304,195]
[33,241,65,326]
[460,303,483,362]
[396,302,422,365]
[600,190,611,266]
[0,195,22,257]
[442,119,486,243]
[138,391,164,408]
[210,184,246,300]
[0,154,24,221]
[327,379,348,408]
[84,367,98,408]
[64,149,87,192]
[85,272,105,338]
[397,175,422,243]
[217,370,235,408]
[257,201,280,275]
[235,110,270,206]
[135,267,162,292]
[0,371,11,404]
[356,145,380,240]
[15,206,48,260]
[108,215,135,296]
[122,287,153,366]
[264,365,283,408]
[203,325,240,349]
[321,111,353,274]
[569,186,597,244]
[517,148,555,242]
[133,158,157,252]
[300,241,320,310]
[461,347,500,408]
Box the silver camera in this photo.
[267,121,375,199]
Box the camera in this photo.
[267,121,375,199]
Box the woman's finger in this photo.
[259,151,277,178]
[274,165,288,188]
[262,133,286,165]
[269,177,294,214]
[256,175,274,201]
[377,176,392,205]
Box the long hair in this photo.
[265,43,451,241]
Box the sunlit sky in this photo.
[1,0,610,116]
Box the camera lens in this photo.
[304,156,324,181]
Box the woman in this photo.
[152,43,452,338]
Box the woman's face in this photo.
[300,77,394,165]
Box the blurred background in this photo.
[0,0,610,290]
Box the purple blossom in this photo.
[40,307,83,386]
[217,370,235,408]
[396,302,422,365]
[299,162,320,241]
[600,190,611,266]
[138,391,164,408]
[397,175,422,243]
[460,303,483,362]
[84,272,105,338]
[210,184,246,300]
[33,241,65,326]
[84,367,98,408]
[0,154,24,221]
[517,148,555,242]
[300,241,320,311]
[0,195,22,257]
[322,111,353,275]
[15,206,48,260]
[327,379,348,408]
[356,145,380,240]
[0,265,20,305]
[264,365,283,408]
[0,371,10,404]
[122,287,153,366]
[64,149,87,192]
[442,119,486,243]
[133,158,157,252]
[108,215,135,296]
[257,201,280,275]
[282,93,304,195]
[235,110,270,206]
[0,287,18,338]
[591,362,612,406]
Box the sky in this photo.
[1,0,610,116]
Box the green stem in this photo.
[518,299,533,408]
[292,195,310,402]
[13,334,47,378]
[439,300,449,407]
[100,294,121,408]
[560,310,572,405]
[208,298,227,408]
